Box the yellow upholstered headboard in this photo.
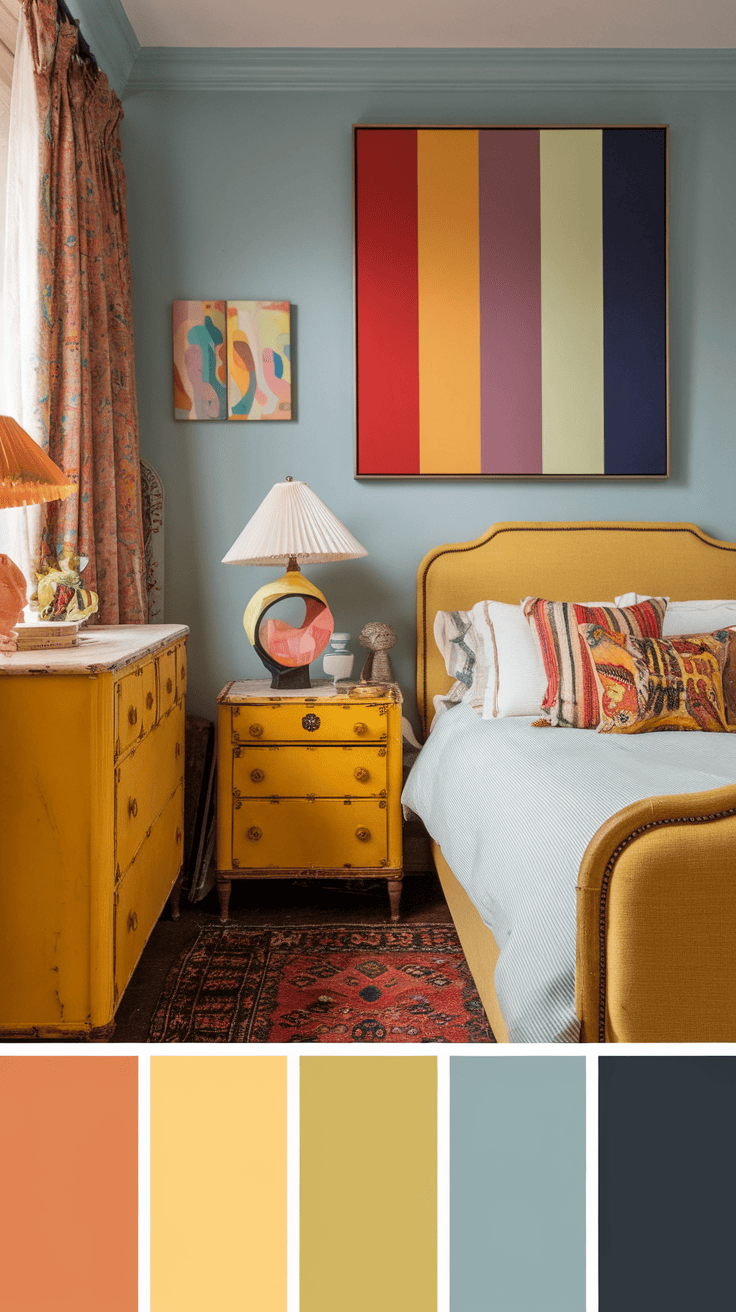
[416,521,736,735]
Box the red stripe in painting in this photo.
[355,129,419,475]
[479,130,543,474]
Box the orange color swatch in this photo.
[0,1056,138,1312]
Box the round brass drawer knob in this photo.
[353,722,368,736]
[146,691,154,710]
[166,677,173,694]
[127,910,138,933]
[180,664,186,679]
[128,797,138,818]
[355,827,371,842]
[175,741,181,758]
[302,713,321,732]
[176,828,182,844]
[247,826,262,842]
[128,705,138,726]
[249,723,264,738]
[354,767,370,783]
[251,768,265,783]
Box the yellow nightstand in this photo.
[216,679,404,921]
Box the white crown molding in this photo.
[123,47,736,95]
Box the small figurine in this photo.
[359,621,397,683]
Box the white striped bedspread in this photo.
[402,703,736,1043]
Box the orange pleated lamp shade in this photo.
[0,415,76,509]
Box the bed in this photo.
[412,521,736,1043]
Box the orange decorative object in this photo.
[0,555,27,651]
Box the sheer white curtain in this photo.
[0,7,43,590]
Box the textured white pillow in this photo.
[480,601,547,718]
[615,594,736,636]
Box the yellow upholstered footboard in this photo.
[577,782,736,1043]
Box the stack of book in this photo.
[14,621,80,650]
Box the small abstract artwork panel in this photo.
[226,300,292,421]
[172,300,227,420]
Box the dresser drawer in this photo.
[176,643,187,700]
[158,646,177,718]
[231,798,390,869]
[230,701,388,744]
[116,668,143,757]
[116,699,184,875]
[115,784,183,1001]
[232,744,388,798]
[141,660,157,735]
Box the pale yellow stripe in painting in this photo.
[301,1057,437,1312]
[540,130,605,474]
[417,130,481,474]
[151,1057,286,1312]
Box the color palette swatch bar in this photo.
[451,1056,587,1312]
[599,1056,736,1312]
[150,1056,287,1312]
[355,125,667,477]
[301,1056,437,1312]
[0,1056,138,1312]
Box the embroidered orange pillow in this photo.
[522,596,667,728]
[578,624,731,733]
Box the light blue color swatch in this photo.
[451,1056,586,1311]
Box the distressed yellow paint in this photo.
[540,129,605,474]
[151,1056,287,1312]
[417,130,481,474]
[301,1057,437,1312]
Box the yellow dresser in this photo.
[0,624,188,1039]
[216,680,403,921]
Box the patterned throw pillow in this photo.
[579,624,732,733]
[433,602,498,718]
[522,596,668,728]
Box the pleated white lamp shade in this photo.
[222,478,368,566]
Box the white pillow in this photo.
[615,594,736,636]
[432,600,499,722]
[481,600,547,718]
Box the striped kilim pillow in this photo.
[522,596,668,728]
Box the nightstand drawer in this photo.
[116,700,185,875]
[231,701,388,744]
[116,669,143,757]
[231,798,390,869]
[233,744,388,798]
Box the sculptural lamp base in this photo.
[243,566,334,692]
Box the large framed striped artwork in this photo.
[354,125,669,479]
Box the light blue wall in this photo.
[119,52,736,723]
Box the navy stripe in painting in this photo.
[451,1057,586,1312]
[599,1057,736,1312]
[602,129,667,475]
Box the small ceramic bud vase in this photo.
[323,632,354,685]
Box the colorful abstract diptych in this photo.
[173,299,291,421]
[354,125,668,478]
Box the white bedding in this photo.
[402,704,736,1043]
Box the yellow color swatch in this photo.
[417,130,481,474]
[301,1056,437,1312]
[540,129,605,474]
[151,1056,287,1312]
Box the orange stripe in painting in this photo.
[151,1056,287,1312]
[301,1056,437,1312]
[417,130,481,474]
[0,1056,138,1312]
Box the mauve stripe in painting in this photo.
[479,129,543,474]
[355,129,420,475]
[602,129,668,475]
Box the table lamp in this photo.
[222,476,367,689]
[0,415,76,651]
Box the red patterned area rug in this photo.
[148,925,495,1043]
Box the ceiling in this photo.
[119,0,736,50]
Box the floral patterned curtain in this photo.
[23,0,146,623]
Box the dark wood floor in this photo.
[113,870,450,1042]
